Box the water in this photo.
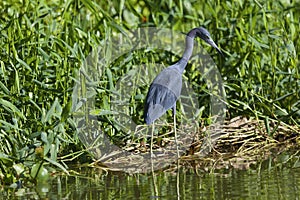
[2,156,300,199]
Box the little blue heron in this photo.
[144,27,223,158]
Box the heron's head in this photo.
[195,27,223,56]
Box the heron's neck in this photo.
[171,29,198,74]
[175,33,195,73]
[182,35,194,61]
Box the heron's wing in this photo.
[144,84,178,124]
[144,68,183,124]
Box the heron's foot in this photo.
[150,152,156,159]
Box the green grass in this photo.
[0,0,299,185]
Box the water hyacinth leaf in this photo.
[41,132,48,144]
[0,153,13,166]
[30,163,50,182]
[13,163,25,176]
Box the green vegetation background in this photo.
[0,0,299,185]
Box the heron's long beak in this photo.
[207,38,224,56]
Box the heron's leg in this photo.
[172,103,180,159]
[151,123,154,158]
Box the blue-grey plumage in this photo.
[144,27,222,125]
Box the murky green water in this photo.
[2,155,300,199]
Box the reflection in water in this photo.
[2,155,300,199]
